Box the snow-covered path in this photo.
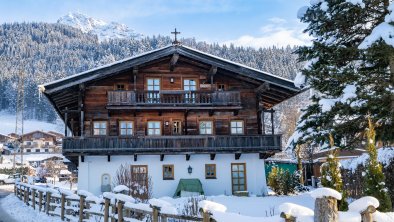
[0,185,17,222]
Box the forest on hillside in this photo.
[0,22,308,144]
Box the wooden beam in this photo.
[134,154,137,162]
[64,107,68,136]
[160,154,165,161]
[210,153,216,160]
[186,154,191,161]
[107,155,110,162]
[271,109,275,135]
[255,82,270,93]
[169,53,179,71]
[81,156,84,163]
[235,153,241,160]
[209,65,217,75]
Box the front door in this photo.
[231,163,247,194]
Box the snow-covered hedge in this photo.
[341,147,394,172]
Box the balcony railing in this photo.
[107,90,241,107]
[62,135,281,155]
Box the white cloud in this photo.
[222,18,312,48]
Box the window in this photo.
[147,78,160,103]
[205,164,216,179]
[231,121,244,135]
[217,84,226,91]
[35,149,40,153]
[199,121,213,135]
[184,79,197,91]
[119,121,133,136]
[116,84,125,91]
[26,149,31,153]
[44,149,49,152]
[45,142,50,146]
[163,165,174,180]
[231,163,247,193]
[93,121,107,135]
[172,121,182,135]
[26,142,31,145]
[148,121,161,136]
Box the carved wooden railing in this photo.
[107,90,241,106]
[63,135,281,154]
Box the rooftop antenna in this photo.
[171,28,181,45]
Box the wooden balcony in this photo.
[107,90,242,110]
[62,135,281,156]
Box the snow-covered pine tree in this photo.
[364,117,392,211]
[292,0,393,149]
[320,134,348,210]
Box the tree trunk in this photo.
[314,197,338,222]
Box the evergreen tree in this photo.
[292,0,393,149]
[320,134,348,210]
[364,117,392,211]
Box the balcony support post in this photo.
[79,84,85,138]
[261,109,265,135]
[184,110,189,135]
[133,67,138,91]
[64,107,68,137]
[271,109,275,135]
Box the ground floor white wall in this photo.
[77,154,268,197]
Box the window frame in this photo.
[205,164,217,179]
[119,121,133,136]
[199,120,213,135]
[93,121,107,136]
[230,120,244,135]
[147,121,162,136]
[162,164,174,180]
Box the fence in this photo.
[14,183,212,222]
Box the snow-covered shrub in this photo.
[267,167,297,195]
[320,135,348,210]
[181,195,206,217]
[113,163,153,203]
[363,118,392,212]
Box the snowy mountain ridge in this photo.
[57,12,141,42]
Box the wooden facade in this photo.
[41,45,301,164]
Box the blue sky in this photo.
[0,0,310,48]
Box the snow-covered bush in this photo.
[320,135,348,210]
[113,163,153,203]
[267,167,296,195]
[363,118,392,212]
[182,195,206,217]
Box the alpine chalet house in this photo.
[40,41,301,197]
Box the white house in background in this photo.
[40,43,302,197]
[21,130,63,153]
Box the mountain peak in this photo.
[57,12,140,41]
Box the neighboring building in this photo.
[21,130,62,153]
[41,44,302,197]
[312,148,367,178]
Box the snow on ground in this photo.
[161,193,315,217]
[0,112,61,135]
[1,194,59,222]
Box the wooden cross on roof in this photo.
[171,28,181,45]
